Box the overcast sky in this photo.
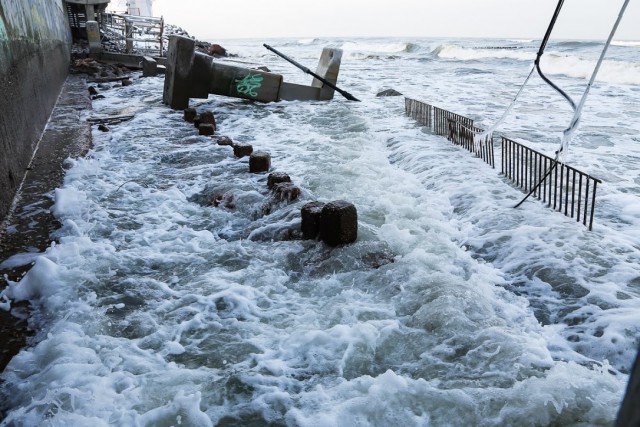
[151,0,639,41]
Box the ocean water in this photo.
[1,37,639,425]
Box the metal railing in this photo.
[501,137,600,230]
[405,97,432,128]
[98,13,164,56]
[404,97,600,229]
[405,98,494,168]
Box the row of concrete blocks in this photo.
[182,108,358,246]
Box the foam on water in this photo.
[1,37,639,425]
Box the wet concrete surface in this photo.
[0,74,92,372]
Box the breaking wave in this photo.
[542,54,640,85]
[433,44,534,61]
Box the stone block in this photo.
[142,56,158,77]
[214,136,233,146]
[267,172,291,189]
[200,111,216,130]
[301,202,325,240]
[234,143,253,158]
[183,108,197,122]
[320,200,358,246]
[199,123,215,136]
[273,182,301,202]
[249,151,271,173]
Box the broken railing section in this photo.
[404,97,601,230]
[405,98,495,168]
[163,35,344,110]
[502,137,600,230]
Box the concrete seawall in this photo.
[0,0,71,223]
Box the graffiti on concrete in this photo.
[235,73,263,97]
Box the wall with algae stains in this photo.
[0,0,71,223]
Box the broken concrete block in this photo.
[273,182,300,202]
[267,172,291,189]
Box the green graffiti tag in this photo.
[235,73,263,97]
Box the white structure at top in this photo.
[127,0,153,16]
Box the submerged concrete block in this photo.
[320,200,358,246]
[273,182,301,202]
[183,108,197,122]
[214,136,233,146]
[301,202,326,240]
[267,172,291,189]
[234,143,253,158]
[199,111,216,130]
[199,123,215,136]
[249,151,271,173]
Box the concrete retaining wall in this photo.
[0,0,71,223]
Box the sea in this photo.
[1,36,639,426]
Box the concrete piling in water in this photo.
[267,172,291,189]
[199,123,215,136]
[214,136,234,146]
[199,111,216,130]
[249,151,271,173]
[183,108,197,122]
[234,144,254,158]
[301,202,326,240]
[273,182,301,202]
[320,200,358,246]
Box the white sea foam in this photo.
[612,40,640,47]
[1,38,638,425]
[541,54,640,85]
[434,44,535,61]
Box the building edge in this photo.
[0,0,72,224]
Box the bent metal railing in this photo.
[501,137,600,230]
[405,97,600,230]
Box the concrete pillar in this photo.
[312,48,343,101]
[86,21,102,54]
[125,20,134,54]
[85,4,96,21]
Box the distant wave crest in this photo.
[542,54,640,85]
[433,44,534,61]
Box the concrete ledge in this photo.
[0,75,92,372]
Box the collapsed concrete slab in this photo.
[163,35,344,109]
